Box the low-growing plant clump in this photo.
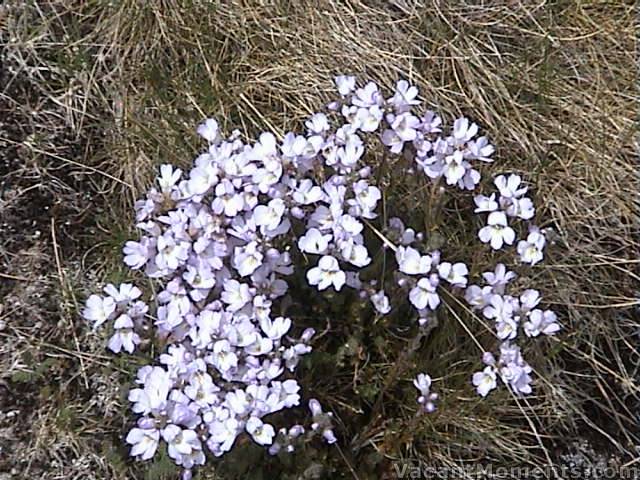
[82,76,562,478]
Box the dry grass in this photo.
[0,1,637,479]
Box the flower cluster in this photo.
[82,75,559,476]
[83,283,147,354]
[466,264,560,397]
[474,174,547,264]
[413,373,438,413]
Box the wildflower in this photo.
[524,309,561,337]
[307,255,346,291]
[370,290,391,315]
[82,294,116,330]
[413,373,438,413]
[396,246,432,275]
[478,211,515,250]
[409,277,441,311]
[197,118,220,143]
[246,417,276,445]
[517,230,546,265]
[437,262,468,288]
[472,367,497,397]
[298,228,332,255]
[126,426,160,460]
[494,174,527,199]
[108,314,141,354]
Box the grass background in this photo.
[0,1,638,479]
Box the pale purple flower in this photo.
[478,211,515,250]
[494,174,527,199]
[305,113,330,134]
[233,242,264,277]
[413,373,438,413]
[437,262,468,288]
[472,367,497,397]
[246,417,276,445]
[409,277,441,311]
[197,118,220,143]
[108,314,140,354]
[482,263,516,294]
[452,117,478,144]
[126,426,160,460]
[466,136,494,162]
[465,284,493,309]
[474,193,498,213]
[524,309,560,337]
[83,294,116,330]
[123,238,154,270]
[396,246,431,276]
[162,425,206,469]
[307,255,346,291]
[388,79,420,112]
[370,290,391,315]
[334,75,356,96]
[158,164,182,194]
[104,283,142,305]
[298,228,331,255]
[352,81,382,108]
[517,230,546,265]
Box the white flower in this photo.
[478,211,515,250]
[472,367,497,397]
[306,255,346,291]
[233,242,264,277]
[123,238,153,270]
[126,427,160,460]
[188,163,219,196]
[82,294,116,330]
[517,231,546,265]
[482,294,514,322]
[524,309,560,337]
[335,75,356,96]
[467,136,494,162]
[298,228,332,255]
[464,285,493,309]
[443,150,467,185]
[162,425,205,469]
[396,246,431,275]
[156,234,190,271]
[260,316,292,340]
[437,262,468,288]
[351,180,381,218]
[474,193,498,213]
[452,117,478,143]
[293,179,324,204]
[158,164,182,193]
[339,242,371,268]
[370,290,391,315]
[208,418,241,456]
[495,317,519,340]
[246,417,276,446]
[389,79,420,112]
[197,118,220,143]
[253,198,286,232]
[212,340,238,373]
[409,278,440,310]
[108,315,140,354]
[128,367,171,415]
[354,106,383,132]
[413,373,432,395]
[494,174,527,199]
[507,196,535,220]
[221,280,253,312]
[104,283,142,304]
